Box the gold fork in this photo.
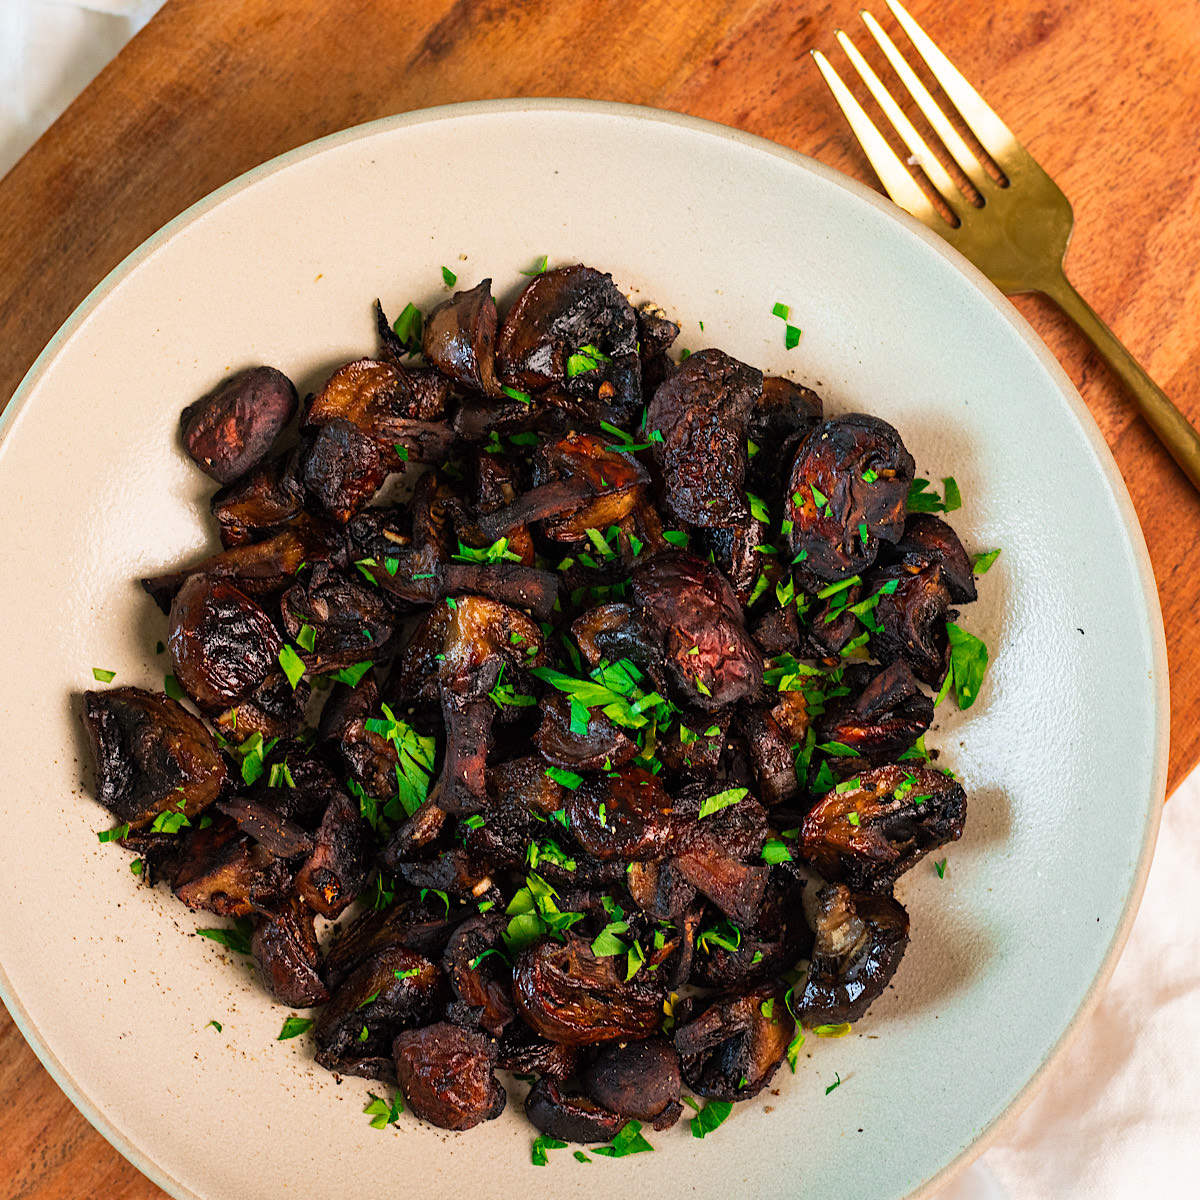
[812,0,1200,493]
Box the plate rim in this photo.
[0,96,1170,1200]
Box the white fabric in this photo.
[2,7,1197,1197]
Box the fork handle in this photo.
[1042,270,1200,493]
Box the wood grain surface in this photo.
[0,1,1196,1195]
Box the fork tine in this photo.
[859,10,991,192]
[810,49,944,229]
[884,0,1024,173]
[835,29,965,216]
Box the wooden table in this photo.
[1,1,1196,1194]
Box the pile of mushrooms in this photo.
[81,263,986,1146]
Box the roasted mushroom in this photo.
[393,1024,506,1131]
[392,596,544,814]
[210,453,305,548]
[294,789,373,917]
[251,898,330,1007]
[525,1078,627,1143]
[647,348,761,526]
[674,981,794,1100]
[512,933,664,1045]
[868,564,954,687]
[533,691,637,770]
[564,768,678,862]
[880,512,977,603]
[280,562,397,672]
[797,884,910,1024]
[81,687,226,827]
[180,366,298,485]
[582,1037,683,1129]
[170,813,290,916]
[496,264,641,422]
[442,914,515,1036]
[785,414,915,586]
[814,660,933,761]
[746,375,823,499]
[632,550,763,709]
[168,574,283,712]
[801,763,966,891]
[422,279,502,396]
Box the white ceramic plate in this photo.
[0,100,1167,1200]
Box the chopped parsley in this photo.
[441,266,457,287]
[566,343,613,377]
[785,323,801,349]
[501,384,532,404]
[935,857,947,879]
[685,1096,733,1138]
[825,1072,842,1095]
[364,1090,403,1129]
[164,674,185,701]
[698,787,748,819]
[392,302,422,349]
[907,476,962,513]
[814,1022,852,1037]
[972,547,1001,573]
[278,643,306,688]
[363,703,436,819]
[934,622,989,709]
[91,667,116,683]
[327,660,373,688]
[277,1016,314,1041]
[593,1119,654,1157]
[520,255,548,276]
[196,919,255,955]
[97,823,130,844]
[761,838,793,864]
[531,1135,567,1165]
[772,302,790,320]
[206,1020,222,1032]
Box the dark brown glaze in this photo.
[868,564,955,687]
[746,375,824,500]
[632,550,763,709]
[295,419,391,525]
[524,1078,626,1143]
[280,562,397,672]
[214,795,313,858]
[180,366,298,484]
[315,945,441,1066]
[797,884,910,1024]
[215,670,309,745]
[81,687,226,828]
[495,1026,580,1081]
[496,264,641,422]
[167,574,282,712]
[210,453,305,548]
[303,356,449,438]
[442,914,515,1036]
[294,790,372,917]
[394,1024,506,1131]
[880,512,978,603]
[801,763,965,892]
[785,414,915,587]
[647,348,761,526]
[533,692,637,770]
[582,1037,682,1124]
[512,933,664,1045]
[674,980,794,1100]
[170,813,289,917]
[422,279,502,396]
[815,660,933,761]
[564,768,678,862]
[251,898,330,1007]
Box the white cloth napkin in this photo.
[2,7,1198,1197]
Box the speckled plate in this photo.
[0,100,1167,1200]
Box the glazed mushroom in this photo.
[214,670,310,745]
[745,375,824,500]
[673,980,794,1100]
[280,562,398,672]
[814,660,933,761]
[251,898,330,1007]
[533,691,637,770]
[563,768,679,861]
[293,789,373,917]
[797,884,910,1024]
[394,1024,507,1131]
[511,933,664,1045]
[392,596,545,814]
[868,564,955,687]
[632,550,763,709]
[646,347,762,526]
[210,452,305,548]
[582,1037,683,1129]
[880,511,978,603]
[170,813,290,917]
[167,574,282,712]
[785,414,915,587]
[496,264,641,422]
[442,914,516,1036]
[525,1078,627,1143]
[422,278,503,396]
[180,366,298,485]
[801,763,966,892]
[81,687,227,827]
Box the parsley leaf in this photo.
[689,1098,733,1138]
[531,1135,567,1165]
[91,667,116,683]
[364,1090,403,1129]
[441,265,457,287]
[278,644,306,689]
[592,1119,654,1157]
[698,787,748,819]
[195,917,254,956]
[972,547,1001,574]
